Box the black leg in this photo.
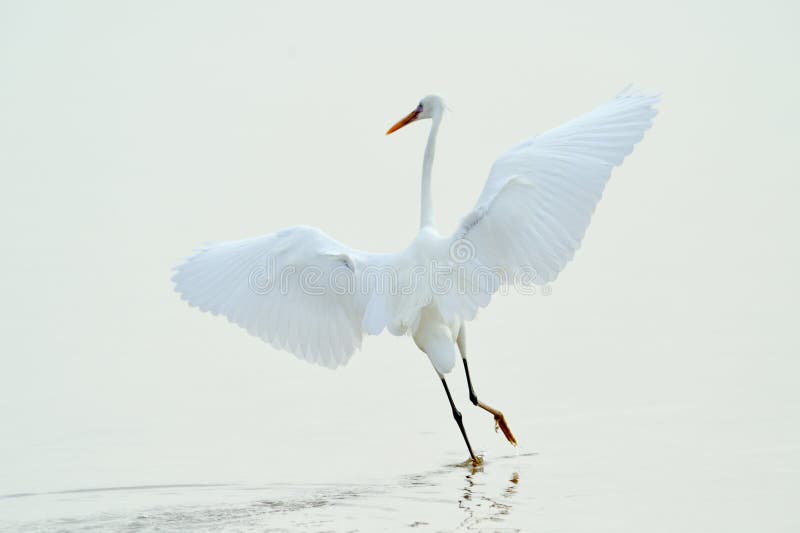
[440,376,478,464]
[462,358,479,406]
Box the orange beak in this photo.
[386,107,422,135]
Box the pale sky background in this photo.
[1,1,798,530]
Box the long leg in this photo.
[457,326,517,446]
[440,374,478,464]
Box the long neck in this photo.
[420,112,441,229]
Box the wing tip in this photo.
[616,85,662,109]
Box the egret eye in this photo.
[417,103,423,112]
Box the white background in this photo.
[1,1,798,530]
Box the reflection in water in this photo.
[2,453,536,532]
[458,461,521,531]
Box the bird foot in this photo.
[493,413,517,447]
[456,455,484,469]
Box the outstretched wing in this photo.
[453,87,659,289]
[173,225,389,368]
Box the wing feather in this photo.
[449,87,659,305]
[173,225,385,368]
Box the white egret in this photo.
[173,88,659,463]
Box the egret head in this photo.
[386,95,445,135]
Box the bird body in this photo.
[413,302,460,375]
[173,88,659,460]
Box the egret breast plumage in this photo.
[173,87,659,463]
